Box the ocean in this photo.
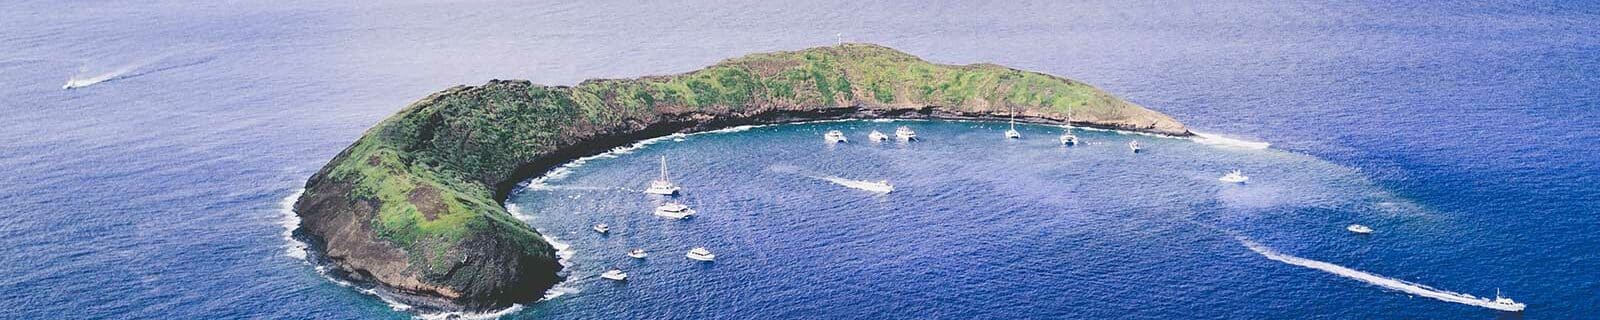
[2,1,1597,318]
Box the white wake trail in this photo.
[1190,131,1271,150]
[1237,237,1524,312]
[63,53,172,89]
[817,176,894,193]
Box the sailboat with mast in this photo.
[1005,114,1022,139]
[1059,116,1079,146]
[644,155,680,195]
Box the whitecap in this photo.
[278,189,308,261]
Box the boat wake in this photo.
[769,164,893,193]
[1191,131,1271,150]
[1236,237,1523,312]
[818,176,894,193]
[62,51,211,90]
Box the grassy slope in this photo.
[314,43,1180,288]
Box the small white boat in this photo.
[600,269,628,281]
[861,180,895,193]
[894,126,917,141]
[1219,170,1249,183]
[1346,224,1373,234]
[868,130,889,142]
[1005,118,1022,139]
[686,247,716,261]
[824,130,848,143]
[592,223,610,234]
[1129,140,1142,153]
[1059,130,1078,146]
[653,202,696,219]
[643,156,681,195]
[1490,289,1526,312]
[627,248,648,259]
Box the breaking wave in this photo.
[281,191,547,319]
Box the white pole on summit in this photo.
[836,33,844,45]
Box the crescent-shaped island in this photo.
[293,43,1190,311]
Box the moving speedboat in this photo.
[592,224,610,234]
[627,248,648,259]
[868,130,889,142]
[601,269,628,281]
[654,202,695,219]
[825,130,848,143]
[1128,140,1142,153]
[863,180,894,193]
[894,126,917,141]
[643,156,681,195]
[686,247,716,261]
[1346,224,1373,234]
[1219,170,1249,183]
[1005,118,1022,139]
[1491,289,1526,312]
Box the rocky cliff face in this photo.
[294,43,1189,311]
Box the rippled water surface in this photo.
[3,0,1598,319]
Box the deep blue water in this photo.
[3,1,1598,318]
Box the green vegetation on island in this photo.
[294,43,1187,311]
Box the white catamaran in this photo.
[644,156,680,195]
[654,201,695,219]
[1005,116,1022,139]
[1059,121,1078,146]
[868,130,889,142]
[894,126,917,141]
[825,130,848,143]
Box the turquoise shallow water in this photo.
[4,0,1599,318]
[505,120,1521,319]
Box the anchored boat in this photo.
[687,247,716,261]
[894,126,917,141]
[643,156,681,195]
[868,130,889,142]
[654,202,695,219]
[824,130,848,143]
[1219,170,1249,183]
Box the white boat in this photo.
[1219,170,1249,183]
[824,130,848,143]
[1059,126,1078,146]
[868,130,889,142]
[600,269,628,281]
[1129,140,1142,153]
[643,156,681,195]
[592,223,609,234]
[1491,289,1526,312]
[894,126,917,141]
[653,202,695,219]
[686,247,716,261]
[861,180,895,193]
[627,248,648,259]
[1005,117,1022,139]
[1346,224,1373,234]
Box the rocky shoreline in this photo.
[293,43,1189,311]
